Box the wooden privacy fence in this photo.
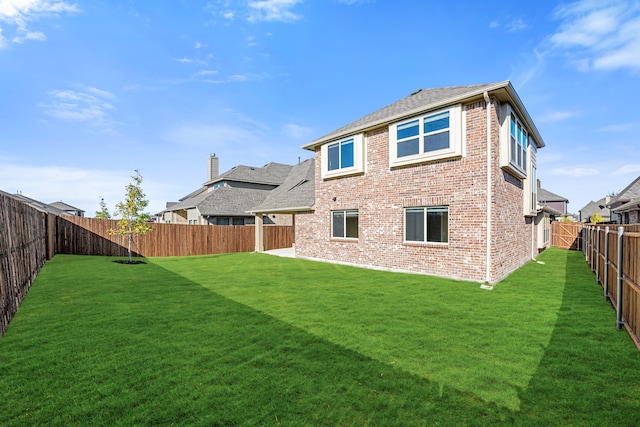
[57,216,293,257]
[550,222,584,250]
[583,224,640,350]
[0,192,55,337]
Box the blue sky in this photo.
[1,0,639,216]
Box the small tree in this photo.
[590,212,605,223]
[110,170,153,262]
[95,196,111,219]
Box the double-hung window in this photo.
[405,206,448,243]
[390,105,462,167]
[321,134,364,179]
[332,210,358,239]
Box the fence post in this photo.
[596,226,600,279]
[604,226,609,301]
[585,225,590,261]
[616,227,624,331]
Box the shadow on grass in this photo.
[516,250,640,426]
[1,255,513,426]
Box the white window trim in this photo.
[389,105,462,168]
[321,134,365,180]
[331,209,359,239]
[403,206,449,244]
[500,104,528,179]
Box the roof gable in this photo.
[250,159,315,213]
[614,175,640,203]
[537,188,568,203]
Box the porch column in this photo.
[255,213,264,252]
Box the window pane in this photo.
[405,208,424,242]
[424,131,449,152]
[397,120,419,139]
[345,210,358,238]
[341,139,354,168]
[232,218,244,225]
[216,217,230,226]
[398,138,420,157]
[424,112,449,133]
[510,136,516,162]
[427,207,448,243]
[332,211,345,238]
[328,143,340,171]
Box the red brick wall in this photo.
[296,99,535,283]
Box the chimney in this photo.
[537,179,541,189]
[207,153,219,181]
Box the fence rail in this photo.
[582,224,640,350]
[1,196,293,337]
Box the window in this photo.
[321,134,364,179]
[332,210,358,239]
[390,105,462,167]
[328,139,354,171]
[216,217,230,226]
[405,206,448,243]
[232,218,244,225]
[500,104,531,179]
[510,113,527,173]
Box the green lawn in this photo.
[1,248,639,426]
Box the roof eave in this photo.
[301,80,545,151]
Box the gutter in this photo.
[483,91,492,284]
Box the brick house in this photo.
[295,81,545,284]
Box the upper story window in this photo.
[389,105,462,168]
[510,113,527,174]
[500,104,532,180]
[328,138,354,171]
[321,134,365,179]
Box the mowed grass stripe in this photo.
[0,248,639,425]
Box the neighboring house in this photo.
[249,158,315,250]
[609,176,640,224]
[579,197,611,223]
[49,201,85,217]
[295,81,545,284]
[536,205,562,252]
[536,181,568,216]
[163,154,295,225]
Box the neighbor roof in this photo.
[249,159,315,213]
[302,80,545,150]
[49,201,85,213]
[203,162,293,187]
[537,188,568,203]
[610,176,640,205]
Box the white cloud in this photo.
[612,164,640,176]
[40,84,116,126]
[248,0,302,23]
[0,0,79,47]
[489,20,499,29]
[596,122,638,132]
[539,110,579,122]
[506,18,528,32]
[551,166,600,177]
[282,123,312,139]
[550,0,640,71]
[0,162,181,216]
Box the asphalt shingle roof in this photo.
[612,176,640,203]
[537,188,568,203]
[205,162,293,187]
[302,81,546,150]
[250,159,315,213]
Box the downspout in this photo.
[483,91,492,284]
